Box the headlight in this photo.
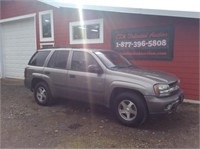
[153,84,170,97]
[178,79,180,84]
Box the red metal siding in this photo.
[1,0,56,48]
[1,0,55,19]
[1,1,199,100]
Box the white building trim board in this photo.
[40,42,55,48]
[0,13,36,23]
[0,24,2,78]
[38,0,200,19]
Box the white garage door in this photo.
[1,17,36,79]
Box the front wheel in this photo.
[113,92,147,127]
[34,82,54,106]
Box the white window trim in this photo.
[69,19,104,44]
[39,10,54,42]
[40,42,55,48]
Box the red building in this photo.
[0,0,199,101]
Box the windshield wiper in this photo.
[110,64,134,69]
[127,64,134,68]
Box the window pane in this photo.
[73,24,100,40]
[70,19,103,44]
[71,51,98,72]
[47,51,56,68]
[42,13,52,38]
[47,51,69,69]
[41,44,54,49]
[29,51,50,66]
[86,24,100,39]
[73,26,86,40]
[95,51,132,68]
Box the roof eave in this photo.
[37,0,200,19]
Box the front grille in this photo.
[170,89,179,95]
[169,81,179,95]
[169,81,178,87]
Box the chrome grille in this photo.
[169,81,179,95]
[169,81,178,87]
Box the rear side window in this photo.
[47,50,69,69]
[29,51,50,66]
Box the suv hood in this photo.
[115,67,178,83]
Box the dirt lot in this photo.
[0,78,199,148]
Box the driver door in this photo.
[67,51,105,104]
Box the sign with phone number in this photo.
[112,26,174,60]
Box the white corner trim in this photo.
[184,99,200,104]
[39,10,54,42]
[0,24,2,78]
[0,13,36,23]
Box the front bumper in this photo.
[144,90,184,115]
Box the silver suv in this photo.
[24,48,184,126]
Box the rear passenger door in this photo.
[67,51,105,104]
[44,50,69,97]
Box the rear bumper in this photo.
[145,90,184,115]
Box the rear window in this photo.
[28,51,50,66]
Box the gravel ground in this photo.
[0,78,199,148]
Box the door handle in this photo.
[69,74,76,78]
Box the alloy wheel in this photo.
[118,99,137,121]
[36,86,47,103]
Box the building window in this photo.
[39,10,54,42]
[70,19,103,44]
[40,43,54,49]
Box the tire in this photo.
[34,82,54,106]
[113,92,147,127]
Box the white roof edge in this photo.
[38,0,60,8]
[38,0,200,19]
[77,5,200,19]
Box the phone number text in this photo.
[115,39,167,48]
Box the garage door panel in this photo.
[2,17,36,79]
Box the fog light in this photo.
[165,104,173,111]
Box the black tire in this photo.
[34,82,54,106]
[113,92,147,127]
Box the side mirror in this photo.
[87,65,103,74]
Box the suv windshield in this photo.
[94,51,134,69]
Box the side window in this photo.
[71,51,98,72]
[47,51,69,69]
[29,51,50,66]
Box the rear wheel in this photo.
[113,92,147,127]
[34,82,54,106]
